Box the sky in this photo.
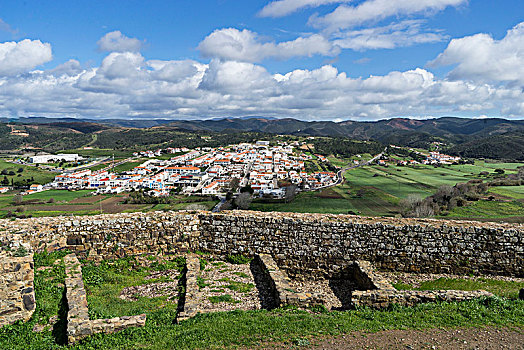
[0,0,523,121]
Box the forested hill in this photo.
[1,116,523,160]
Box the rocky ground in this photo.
[289,279,357,310]
[197,260,262,312]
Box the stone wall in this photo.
[0,210,522,280]
[0,251,35,327]
[196,211,524,278]
[64,254,146,344]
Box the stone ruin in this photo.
[0,210,522,342]
[0,247,35,327]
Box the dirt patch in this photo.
[251,327,524,349]
[69,195,106,204]
[317,188,343,199]
[309,327,524,350]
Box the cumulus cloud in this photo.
[310,0,467,32]
[97,31,144,52]
[198,28,338,62]
[0,39,52,76]
[334,20,446,50]
[1,49,523,120]
[431,22,524,86]
[258,0,349,18]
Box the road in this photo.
[315,150,385,190]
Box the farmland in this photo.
[0,190,218,218]
[251,161,524,221]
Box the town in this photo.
[14,140,465,200]
[46,141,339,198]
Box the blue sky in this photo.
[0,0,523,120]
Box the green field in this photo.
[393,277,524,299]
[489,186,524,199]
[0,159,55,185]
[251,161,523,219]
[0,190,218,219]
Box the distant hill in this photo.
[1,116,523,160]
[448,130,524,161]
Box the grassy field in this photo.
[489,186,524,200]
[251,161,523,219]
[0,159,56,185]
[0,190,218,218]
[1,252,523,350]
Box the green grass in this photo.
[0,159,55,185]
[443,200,524,219]
[24,190,94,203]
[251,161,523,219]
[394,277,524,299]
[208,294,240,304]
[60,149,135,159]
[489,186,524,200]
[112,161,143,173]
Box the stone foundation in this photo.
[349,260,494,308]
[64,254,146,343]
[176,256,200,322]
[255,254,323,308]
[0,251,35,327]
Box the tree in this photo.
[234,192,252,210]
[13,194,23,205]
[1,176,8,185]
[240,185,254,195]
[17,167,24,173]
[284,184,298,203]
[229,178,240,192]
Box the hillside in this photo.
[448,131,524,161]
[1,117,523,160]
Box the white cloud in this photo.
[1,50,522,120]
[258,0,348,18]
[198,28,338,62]
[431,22,524,86]
[334,20,446,50]
[310,0,467,32]
[97,31,144,52]
[0,39,52,76]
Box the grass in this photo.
[393,277,524,299]
[2,253,524,349]
[0,159,55,185]
[489,186,524,200]
[443,200,524,219]
[251,161,524,219]
[208,294,240,304]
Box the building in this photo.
[30,154,83,164]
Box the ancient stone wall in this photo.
[0,210,522,280]
[64,254,146,344]
[0,251,35,327]
[197,211,524,278]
